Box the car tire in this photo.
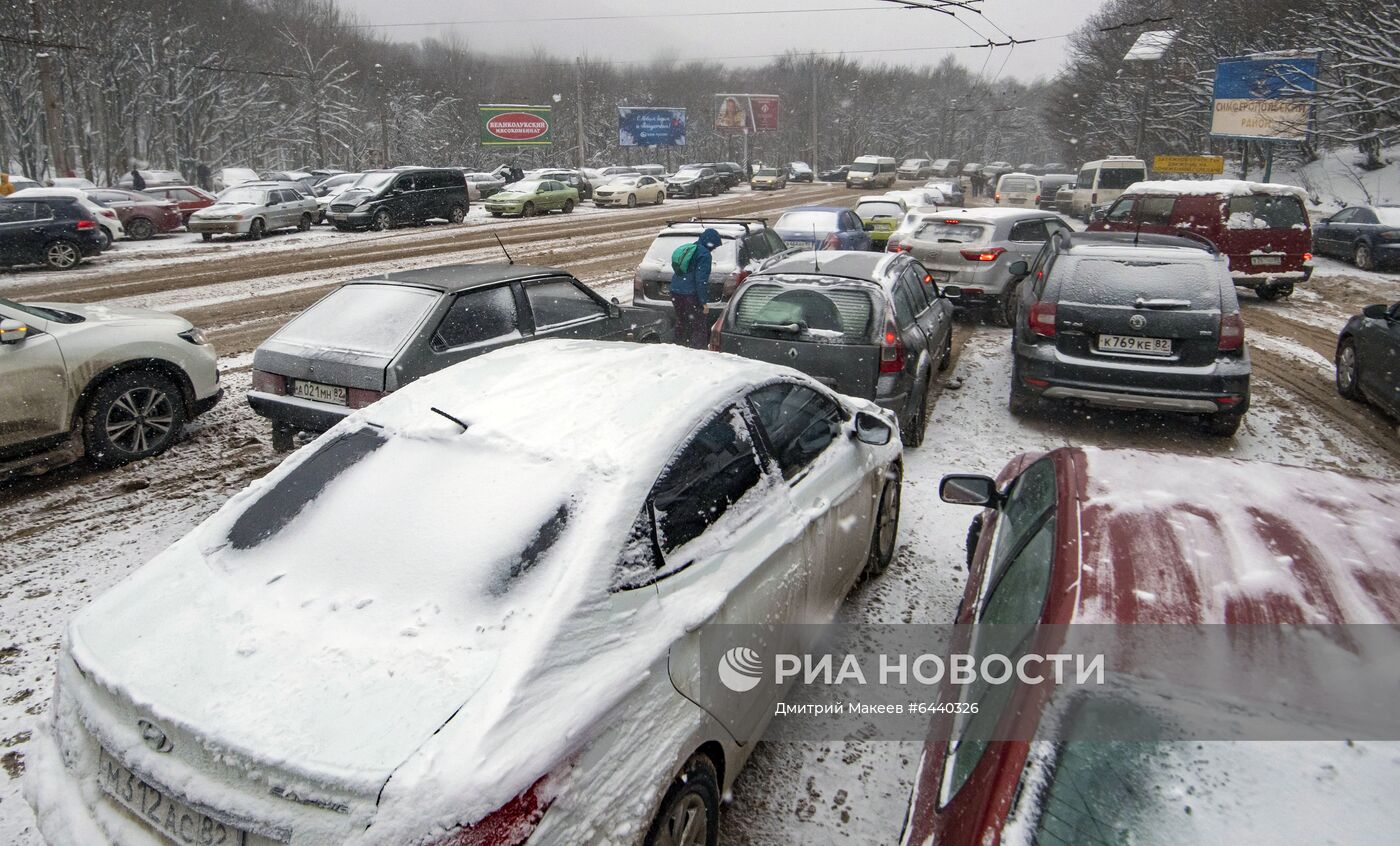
[1336,337,1363,400]
[861,463,902,581]
[1201,411,1244,437]
[127,217,155,240]
[297,213,312,232]
[562,199,575,214]
[83,369,187,468]
[522,202,536,217]
[201,233,213,242]
[1009,364,1037,416]
[490,211,502,218]
[1354,242,1375,271]
[643,753,720,846]
[371,210,392,231]
[247,218,265,240]
[655,191,664,205]
[627,193,637,208]
[937,330,953,372]
[900,383,928,448]
[98,227,113,249]
[42,239,83,270]
[448,204,467,224]
[1000,283,1019,327]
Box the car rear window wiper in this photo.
[1132,297,1193,310]
[752,321,804,334]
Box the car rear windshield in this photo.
[855,201,904,220]
[275,284,440,356]
[1000,177,1038,192]
[731,281,875,342]
[776,210,840,232]
[1097,166,1146,189]
[912,221,990,244]
[1057,257,1219,307]
[643,234,737,269]
[1226,194,1307,229]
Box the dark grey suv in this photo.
[1007,231,1250,436]
[249,264,668,449]
[716,251,956,446]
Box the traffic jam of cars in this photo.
[2,13,1399,846]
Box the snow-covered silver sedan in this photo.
[27,340,903,846]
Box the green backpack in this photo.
[670,242,699,275]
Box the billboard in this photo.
[479,105,553,146]
[1210,54,1318,142]
[618,107,686,147]
[1153,154,1225,174]
[715,94,781,133]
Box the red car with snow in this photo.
[901,447,1400,846]
[85,188,183,240]
[1087,179,1314,301]
[142,184,217,225]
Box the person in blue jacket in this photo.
[670,227,724,349]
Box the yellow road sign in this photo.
[1153,155,1225,174]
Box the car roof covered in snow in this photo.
[1121,178,1308,200]
[759,249,893,281]
[348,262,569,293]
[1046,447,1400,625]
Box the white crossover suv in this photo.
[0,296,220,475]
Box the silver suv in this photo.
[0,296,220,475]
[632,218,798,324]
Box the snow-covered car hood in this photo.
[27,301,191,330]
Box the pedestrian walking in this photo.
[668,227,724,350]
[130,168,146,191]
[196,161,211,192]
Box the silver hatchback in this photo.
[901,208,1074,324]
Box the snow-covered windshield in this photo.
[216,187,268,205]
[505,180,544,193]
[643,234,737,269]
[1374,207,1400,227]
[776,210,840,232]
[273,283,439,356]
[856,201,904,220]
[352,171,397,192]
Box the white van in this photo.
[847,156,898,190]
[1070,156,1147,220]
[994,172,1042,207]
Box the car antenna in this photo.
[430,406,469,432]
[812,224,821,272]
[493,231,514,264]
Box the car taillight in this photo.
[1029,302,1056,338]
[960,247,1006,262]
[1218,312,1244,352]
[879,315,906,373]
[722,269,750,299]
[421,772,556,846]
[251,370,287,395]
[348,387,385,409]
[633,268,644,298]
[822,233,840,250]
[100,209,117,219]
[1303,251,1314,260]
[994,192,1001,203]
[709,311,725,351]
[75,219,96,230]
[887,242,910,253]
[1034,194,1041,203]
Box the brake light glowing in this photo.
[960,247,1006,262]
[944,219,960,224]
[1302,252,1312,262]
[75,219,96,230]
[887,243,910,253]
[1029,302,1056,337]
[1218,312,1244,352]
[250,370,287,395]
[994,192,1001,203]
[879,314,906,373]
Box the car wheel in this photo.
[98,227,112,249]
[1201,411,1244,437]
[297,213,312,232]
[937,329,953,372]
[448,204,467,224]
[247,218,265,240]
[371,210,392,231]
[562,199,575,214]
[643,754,720,846]
[627,193,637,208]
[1355,242,1375,271]
[1255,283,1284,301]
[861,463,902,580]
[522,202,536,217]
[489,211,503,218]
[127,217,155,240]
[1336,337,1363,400]
[655,191,664,205]
[201,233,212,242]
[900,384,928,448]
[1009,364,1037,416]
[43,239,82,270]
[1000,283,1019,327]
[83,369,187,468]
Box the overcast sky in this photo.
[334,0,1108,83]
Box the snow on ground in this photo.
[1277,144,1400,212]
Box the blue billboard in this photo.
[1211,54,1318,141]
[618,107,686,148]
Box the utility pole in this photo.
[575,58,587,169]
[30,1,68,178]
[1134,65,1153,160]
[810,61,819,170]
[374,64,389,167]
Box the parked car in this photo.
[1036,173,1075,210]
[788,161,815,182]
[32,338,901,846]
[141,184,217,224]
[923,179,964,206]
[189,182,319,241]
[594,174,666,207]
[250,264,667,448]
[0,295,219,475]
[304,172,361,222]
[84,188,182,240]
[774,205,874,252]
[897,158,936,180]
[717,250,955,445]
[665,165,722,198]
[327,167,470,230]
[528,168,593,202]
[817,165,849,183]
[305,167,346,181]
[1070,156,1147,219]
[958,162,983,189]
[888,187,945,209]
[1041,160,1068,173]
[464,171,506,199]
[1016,162,1043,175]
[979,161,1013,182]
[900,207,1073,323]
[597,165,641,180]
[116,169,184,189]
[10,187,125,248]
[715,161,745,189]
[749,166,788,191]
[1055,180,1076,216]
[484,179,577,217]
[50,177,97,190]
[1336,301,1399,418]
[211,166,260,192]
[4,174,40,192]
[903,446,1400,846]
[634,164,666,178]
[259,170,318,195]
[0,197,105,271]
[633,218,797,324]
[1312,204,1400,271]
[854,195,909,251]
[846,156,898,189]
[1006,230,1250,435]
[993,172,1041,207]
[885,207,953,254]
[1088,180,1314,300]
[930,158,962,178]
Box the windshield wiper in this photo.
[752,321,804,334]
[1132,297,1193,310]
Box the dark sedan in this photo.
[86,188,183,240]
[818,166,849,183]
[249,263,669,450]
[1312,205,1400,271]
[1336,301,1399,418]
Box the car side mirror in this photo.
[1008,260,1030,279]
[940,474,1000,507]
[941,285,963,300]
[852,411,892,446]
[0,319,29,344]
[1362,303,1392,320]
[1089,208,1107,223]
[608,302,622,319]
